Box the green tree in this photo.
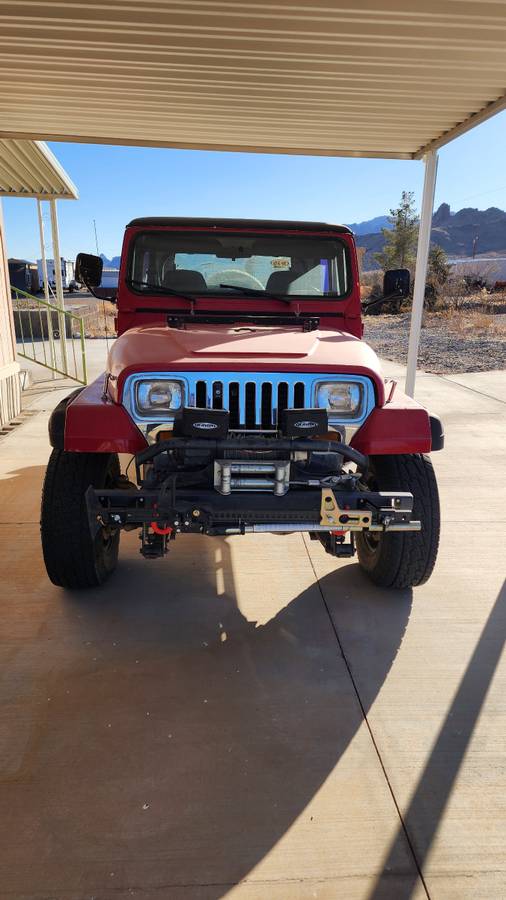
[374,191,419,271]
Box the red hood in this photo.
[107,324,385,404]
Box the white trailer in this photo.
[449,256,506,287]
[37,257,79,292]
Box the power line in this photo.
[461,184,506,203]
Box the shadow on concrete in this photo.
[368,578,506,900]
[0,464,414,897]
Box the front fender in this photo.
[49,375,148,454]
[351,388,443,455]
[48,387,85,449]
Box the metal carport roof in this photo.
[0,0,504,159]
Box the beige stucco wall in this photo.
[0,199,21,426]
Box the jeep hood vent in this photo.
[183,326,318,359]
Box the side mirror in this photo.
[75,252,103,288]
[383,268,410,299]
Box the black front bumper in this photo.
[87,484,416,536]
[86,435,419,546]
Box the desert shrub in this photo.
[424,245,452,310]
[82,301,116,338]
[436,277,473,312]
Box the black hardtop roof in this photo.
[126,216,352,235]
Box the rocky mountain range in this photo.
[345,215,390,235]
[356,203,506,270]
[100,254,121,269]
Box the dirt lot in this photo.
[364,308,506,374]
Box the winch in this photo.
[214,459,291,495]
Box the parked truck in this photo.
[8,258,40,295]
[41,217,443,590]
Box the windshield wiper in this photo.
[219,283,292,305]
[129,278,301,308]
[127,279,197,303]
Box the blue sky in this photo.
[3,110,506,262]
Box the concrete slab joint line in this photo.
[301,535,431,900]
[440,375,506,405]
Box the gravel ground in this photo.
[364,312,506,374]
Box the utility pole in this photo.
[93,219,100,255]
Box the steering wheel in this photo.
[208,268,265,290]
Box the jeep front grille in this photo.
[194,376,307,430]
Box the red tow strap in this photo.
[150,522,173,536]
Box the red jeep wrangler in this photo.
[41,218,443,590]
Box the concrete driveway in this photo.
[1,351,505,900]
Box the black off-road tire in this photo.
[41,450,121,589]
[356,454,440,589]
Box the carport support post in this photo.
[36,199,56,376]
[49,198,68,372]
[405,150,438,397]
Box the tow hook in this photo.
[140,522,172,559]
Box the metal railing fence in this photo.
[11,287,87,385]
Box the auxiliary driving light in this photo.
[173,407,230,438]
[279,408,328,438]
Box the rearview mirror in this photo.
[383,268,410,299]
[75,252,103,288]
[215,247,253,258]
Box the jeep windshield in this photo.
[128,231,350,299]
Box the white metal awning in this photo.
[0,138,77,375]
[0,1,504,159]
[0,139,78,199]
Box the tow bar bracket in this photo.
[320,489,372,529]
